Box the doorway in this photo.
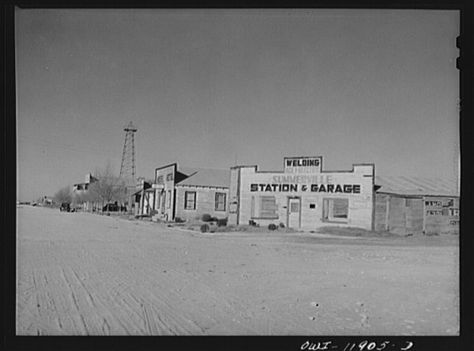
[287,197,301,229]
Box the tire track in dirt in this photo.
[66,265,140,334]
[60,267,90,334]
[18,268,66,335]
[17,207,459,335]
[159,248,309,334]
[122,262,256,334]
[114,238,310,334]
[64,247,174,335]
[71,269,98,309]
[91,259,216,335]
[74,242,215,334]
[111,276,193,334]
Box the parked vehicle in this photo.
[102,203,119,212]
[60,203,71,212]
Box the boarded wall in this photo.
[376,193,458,235]
[375,194,424,235]
[387,196,407,235]
[405,197,423,234]
[374,193,389,232]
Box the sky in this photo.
[16,9,459,202]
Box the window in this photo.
[261,196,278,218]
[156,192,161,209]
[323,198,349,222]
[215,192,226,211]
[184,191,196,210]
[290,201,300,213]
[161,191,166,209]
[166,190,172,209]
[251,196,278,219]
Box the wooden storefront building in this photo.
[147,163,230,222]
[374,176,459,235]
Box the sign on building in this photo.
[283,156,322,174]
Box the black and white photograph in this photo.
[12,6,463,343]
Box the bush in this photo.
[200,224,210,233]
[217,218,228,227]
[268,223,278,231]
[249,220,257,226]
[279,222,285,228]
[175,217,185,223]
[201,214,212,222]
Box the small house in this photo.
[151,163,230,222]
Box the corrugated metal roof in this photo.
[177,167,230,188]
[375,176,459,197]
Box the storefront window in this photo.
[215,192,226,211]
[251,196,278,219]
[323,198,349,222]
[185,191,196,210]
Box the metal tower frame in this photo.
[119,121,137,185]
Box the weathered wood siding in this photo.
[376,193,456,235]
[175,186,229,222]
[405,197,423,234]
[387,196,407,235]
[374,193,389,232]
[424,196,459,234]
[153,164,176,221]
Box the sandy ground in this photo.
[16,206,459,335]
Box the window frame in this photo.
[166,190,172,209]
[215,192,226,212]
[184,191,197,210]
[322,198,349,223]
[251,195,279,220]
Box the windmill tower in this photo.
[119,121,137,186]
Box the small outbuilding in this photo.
[374,176,459,235]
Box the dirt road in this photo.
[16,206,459,335]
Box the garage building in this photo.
[228,156,375,230]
